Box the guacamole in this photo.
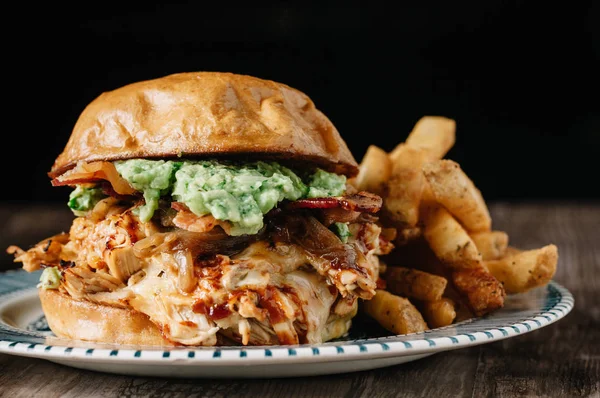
[68,186,105,216]
[115,159,182,222]
[38,267,62,290]
[307,169,347,198]
[330,222,352,243]
[111,159,347,235]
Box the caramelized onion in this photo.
[133,228,263,260]
[271,215,366,275]
[52,161,136,195]
[174,229,264,258]
[174,249,197,293]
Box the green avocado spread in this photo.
[38,267,62,289]
[68,186,105,216]
[115,160,182,222]
[330,222,352,243]
[92,159,347,236]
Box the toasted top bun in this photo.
[49,71,358,179]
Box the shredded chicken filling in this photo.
[11,195,392,346]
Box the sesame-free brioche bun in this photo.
[49,72,358,179]
[39,288,170,346]
[39,288,353,346]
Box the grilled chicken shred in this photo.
[9,192,392,346]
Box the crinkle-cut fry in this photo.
[422,205,482,270]
[484,244,558,294]
[420,298,456,328]
[400,116,456,160]
[363,289,428,334]
[470,231,509,261]
[385,266,447,302]
[423,159,492,233]
[383,144,430,228]
[353,145,392,196]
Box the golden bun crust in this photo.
[50,72,358,178]
[39,289,353,346]
[39,288,171,346]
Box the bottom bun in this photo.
[39,289,170,346]
[39,289,354,346]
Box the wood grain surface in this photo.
[0,202,598,398]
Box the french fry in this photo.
[378,259,388,275]
[423,159,491,232]
[484,244,558,294]
[441,282,475,323]
[380,227,398,242]
[420,180,437,206]
[394,226,423,246]
[384,238,445,276]
[452,267,506,317]
[417,180,437,224]
[393,245,476,323]
[363,289,428,334]
[470,231,509,260]
[383,144,430,228]
[358,115,559,334]
[421,205,505,316]
[353,145,391,196]
[503,246,522,257]
[384,115,452,229]
[422,205,482,269]
[420,298,456,328]
[403,116,456,160]
[385,267,447,302]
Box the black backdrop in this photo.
[5,1,599,203]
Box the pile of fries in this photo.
[351,116,559,334]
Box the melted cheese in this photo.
[284,270,337,343]
[127,259,219,345]
[121,241,345,345]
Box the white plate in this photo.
[0,269,573,378]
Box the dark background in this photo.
[5,1,599,204]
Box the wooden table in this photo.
[0,202,597,397]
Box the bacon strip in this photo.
[286,192,382,214]
[171,202,232,235]
[51,161,136,195]
[171,202,190,212]
[101,183,140,200]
